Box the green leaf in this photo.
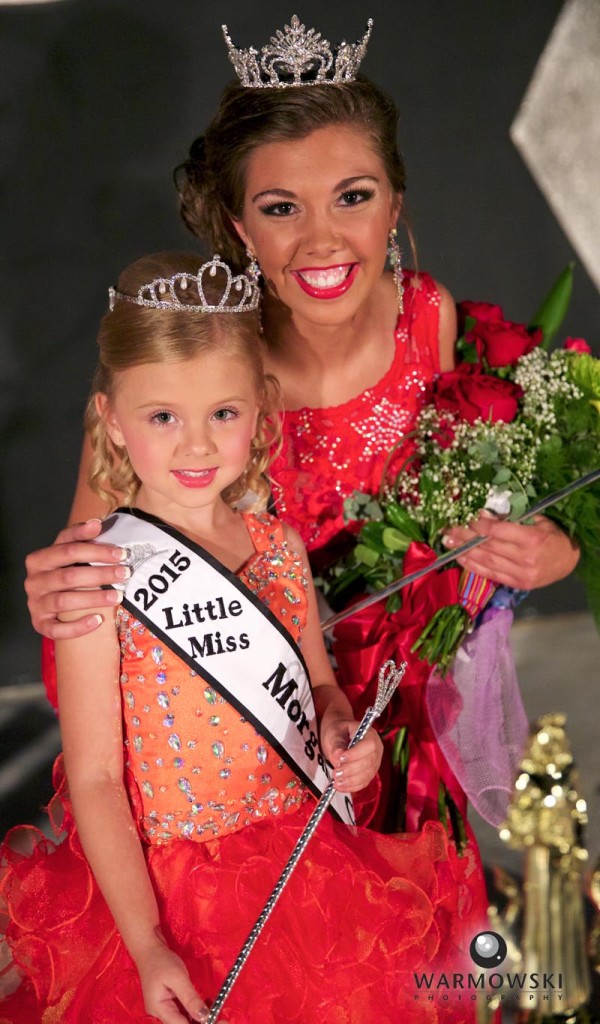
[382,527,411,553]
[357,521,389,553]
[354,544,380,568]
[384,501,424,541]
[567,352,600,400]
[493,467,512,484]
[529,263,574,350]
[509,492,529,518]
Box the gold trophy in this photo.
[500,713,591,1019]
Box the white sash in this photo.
[101,509,355,826]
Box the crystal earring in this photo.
[245,248,263,334]
[387,228,404,316]
[246,248,261,285]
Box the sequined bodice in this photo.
[270,270,441,562]
[117,512,311,846]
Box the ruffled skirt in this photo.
[0,761,488,1024]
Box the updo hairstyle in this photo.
[176,77,409,271]
[85,251,281,511]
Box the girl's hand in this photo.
[24,519,129,639]
[136,941,227,1024]
[320,717,383,793]
[442,512,579,590]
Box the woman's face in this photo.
[232,124,401,329]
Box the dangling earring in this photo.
[387,228,404,316]
[246,248,261,286]
[246,248,263,335]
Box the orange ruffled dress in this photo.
[1,513,488,1023]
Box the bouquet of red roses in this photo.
[323,266,600,673]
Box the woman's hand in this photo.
[136,941,226,1024]
[24,518,129,639]
[320,715,383,793]
[442,512,580,590]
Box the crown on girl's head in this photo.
[222,15,373,89]
[108,255,260,314]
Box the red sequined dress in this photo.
[269,270,471,830]
[1,513,487,1024]
[270,270,441,568]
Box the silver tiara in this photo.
[108,255,260,314]
[222,15,373,89]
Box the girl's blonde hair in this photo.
[85,251,281,512]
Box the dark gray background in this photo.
[1,0,598,684]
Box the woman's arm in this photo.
[436,281,457,373]
[25,436,128,639]
[55,613,209,1024]
[282,525,383,793]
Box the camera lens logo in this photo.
[469,931,508,969]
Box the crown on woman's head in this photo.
[222,15,373,89]
[108,255,260,314]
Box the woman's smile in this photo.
[292,263,359,299]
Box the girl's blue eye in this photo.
[151,411,174,425]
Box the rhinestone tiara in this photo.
[108,255,260,314]
[222,15,373,89]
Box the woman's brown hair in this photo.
[86,251,281,511]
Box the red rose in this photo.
[564,337,592,354]
[458,300,504,327]
[468,318,542,369]
[434,363,523,424]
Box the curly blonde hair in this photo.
[85,251,281,513]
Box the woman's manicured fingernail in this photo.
[442,535,455,548]
[339,755,347,764]
[335,769,344,780]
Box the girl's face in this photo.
[232,124,400,329]
[98,350,259,519]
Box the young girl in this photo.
[1,252,487,1024]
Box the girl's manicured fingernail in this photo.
[108,589,124,604]
[89,614,103,627]
[116,565,131,581]
[87,517,103,525]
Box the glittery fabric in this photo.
[1,513,488,1023]
[270,269,441,560]
[118,512,311,845]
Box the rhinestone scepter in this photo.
[205,660,406,1024]
[222,15,373,89]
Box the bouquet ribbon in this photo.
[332,543,467,831]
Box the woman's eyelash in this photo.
[259,201,295,217]
[340,188,375,204]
